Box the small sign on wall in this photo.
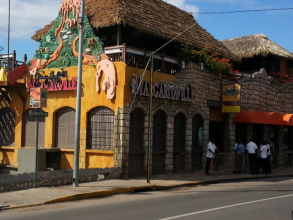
[222,106,241,113]
[30,88,47,108]
[222,84,241,102]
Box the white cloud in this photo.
[0,0,64,40]
[164,0,200,15]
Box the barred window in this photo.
[129,108,144,152]
[283,126,292,151]
[87,107,114,150]
[192,114,203,151]
[153,110,166,152]
[173,112,186,152]
[0,108,15,147]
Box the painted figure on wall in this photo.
[24,0,116,99]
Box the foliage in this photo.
[270,71,293,83]
[180,44,239,79]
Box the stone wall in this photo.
[237,68,293,113]
[114,65,293,177]
[0,167,121,192]
[114,62,224,177]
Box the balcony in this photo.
[104,44,180,75]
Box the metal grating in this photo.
[153,110,166,152]
[173,112,186,152]
[129,108,144,152]
[176,151,191,173]
[192,114,204,151]
[87,107,114,151]
[0,108,15,146]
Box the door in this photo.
[55,107,76,149]
[129,108,145,177]
[152,110,166,175]
[23,110,46,148]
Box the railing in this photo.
[212,153,249,172]
[0,50,26,72]
[176,151,191,173]
[105,44,180,75]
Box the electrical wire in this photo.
[128,57,152,113]
[154,0,230,53]
[128,1,230,111]
[192,7,293,14]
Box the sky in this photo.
[0,0,292,61]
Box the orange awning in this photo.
[234,111,286,125]
[283,114,293,126]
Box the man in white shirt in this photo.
[205,138,220,175]
[260,140,268,174]
[246,138,257,175]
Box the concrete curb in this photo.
[43,185,156,204]
[5,173,293,210]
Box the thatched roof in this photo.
[221,34,293,60]
[31,0,240,61]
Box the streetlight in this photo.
[73,0,85,187]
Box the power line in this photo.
[191,7,293,14]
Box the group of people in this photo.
[245,138,274,175]
[205,137,275,175]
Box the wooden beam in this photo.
[11,86,25,102]
[0,88,11,103]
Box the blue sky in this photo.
[0,0,292,61]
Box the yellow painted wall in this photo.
[0,81,26,166]
[0,62,176,169]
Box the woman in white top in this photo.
[260,140,268,174]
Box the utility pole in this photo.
[7,0,10,70]
[73,0,85,187]
[147,52,154,184]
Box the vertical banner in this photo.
[222,84,241,102]
[30,88,47,108]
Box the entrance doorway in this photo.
[209,122,224,152]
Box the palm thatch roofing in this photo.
[32,0,240,61]
[221,34,293,60]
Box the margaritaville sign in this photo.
[131,74,195,102]
[29,71,77,91]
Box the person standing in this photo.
[246,138,257,175]
[233,139,245,174]
[260,140,268,174]
[205,138,220,175]
[266,141,272,174]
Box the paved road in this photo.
[1,177,292,220]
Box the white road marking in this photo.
[158,194,293,220]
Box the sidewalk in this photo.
[1,166,292,210]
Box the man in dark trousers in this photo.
[246,138,258,175]
[205,138,220,175]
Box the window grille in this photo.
[0,108,15,146]
[153,110,166,152]
[87,107,114,150]
[192,114,203,151]
[129,108,144,152]
[173,113,186,152]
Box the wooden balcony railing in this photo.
[104,44,180,75]
[0,50,26,72]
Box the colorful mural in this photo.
[25,0,116,100]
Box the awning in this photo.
[233,111,286,125]
[283,114,293,126]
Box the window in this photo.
[153,110,166,152]
[173,112,186,152]
[129,108,144,152]
[87,107,114,150]
[192,114,204,151]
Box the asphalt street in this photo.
[0,177,292,220]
